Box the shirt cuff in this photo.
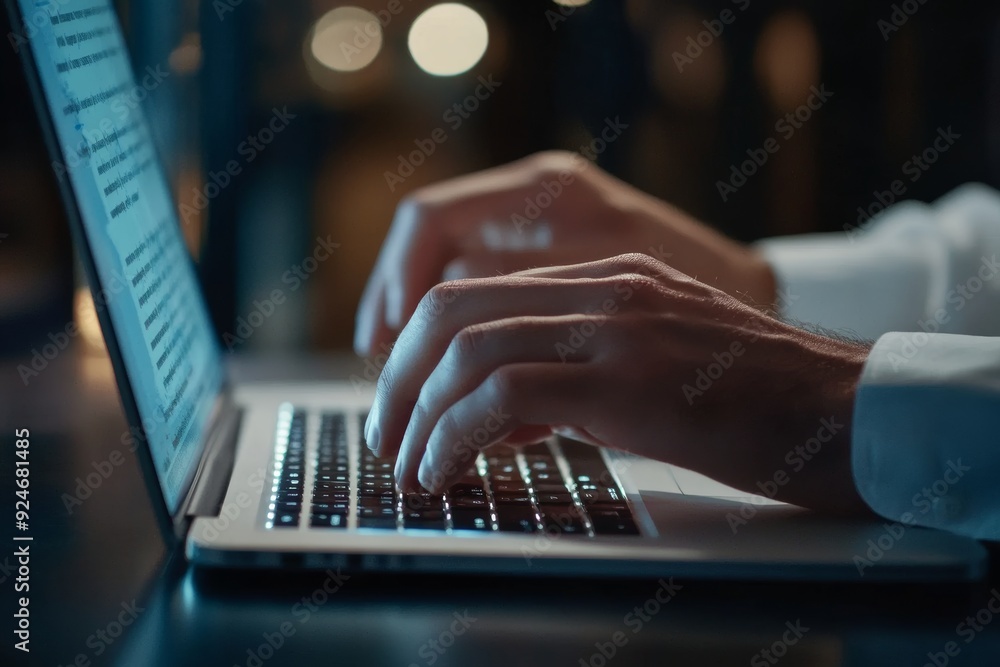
[852,331,1000,540]
[754,202,937,340]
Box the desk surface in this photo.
[2,347,1000,667]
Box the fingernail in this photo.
[367,422,380,455]
[418,459,436,493]
[365,403,377,440]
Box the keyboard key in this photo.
[403,510,446,530]
[490,482,528,494]
[496,507,539,533]
[274,512,298,527]
[312,501,350,512]
[450,496,489,508]
[359,507,396,520]
[542,515,587,535]
[314,491,351,503]
[358,495,395,508]
[358,488,396,499]
[493,494,532,505]
[580,487,625,505]
[535,492,574,505]
[401,493,443,511]
[450,509,493,531]
[591,514,640,536]
[532,483,569,494]
[310,512,348,528]
[449,483,486,496]
[358,516,398,530]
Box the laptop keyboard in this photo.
[265,405,639,537]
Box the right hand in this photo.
[354,150,776,356]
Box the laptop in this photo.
[9,0,988,581]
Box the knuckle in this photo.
[420,282,460,318]
[450,325,485,360]
[527,150,579,177]
[612,252,662,276]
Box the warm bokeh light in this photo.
[754,11,821,112]
[408,3,489,77]
[168,32,202,75]
[309,6,383,73]
[652,12,727,110]
[74,287,108,353]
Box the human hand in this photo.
[355,151,776,356]
[365,253,872,514]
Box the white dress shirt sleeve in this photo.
[754,183,1000,540]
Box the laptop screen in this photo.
[18,0,224,513]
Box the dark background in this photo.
[2,0,999,356]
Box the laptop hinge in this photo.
[183,391,242,518]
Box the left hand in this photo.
[366,253,872,513]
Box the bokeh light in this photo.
[754,11,821,112]
[408,3,489,77]
[309,6,383,73]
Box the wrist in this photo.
[766,334,873,513]
[741,249,778,311]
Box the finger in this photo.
[384,156,585,328]
[440,242,629,281]
[354,277,396,357]
[416,362,596,493]
[393,315,602,489]
[509,252,676,281]
[371,275,645,458]
[501,426,554,446]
